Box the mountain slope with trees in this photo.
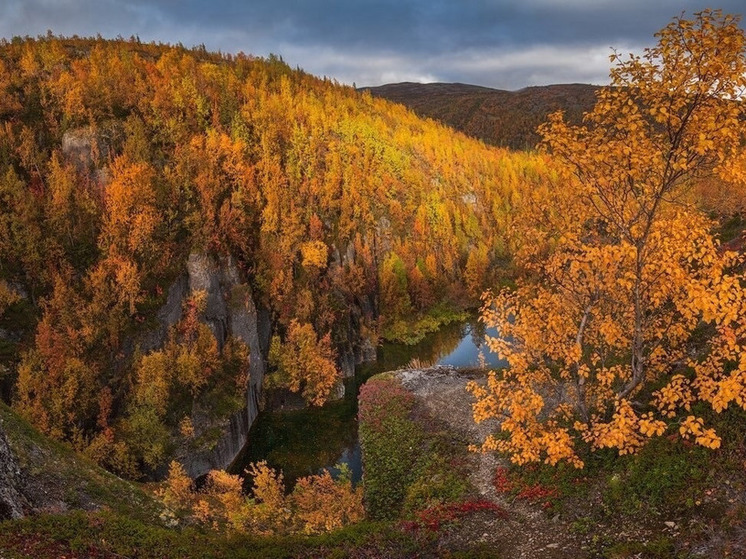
[0,35,554,478]
[365,82,598,150]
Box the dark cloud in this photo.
[0,1,744,89]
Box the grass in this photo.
[0,511,435,559]
[0,401,165,523]
[496,404,746,557]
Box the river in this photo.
[230,319,506,487]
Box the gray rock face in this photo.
[172,253,270,478]
[187,252,229,349]
[337,317,378,380]
[185,253,269,427]
[180,407,251,479]
[228,282,266,427]
[358,337,377,363]
[139,275,188,354]
[144,249,376,477]
[61,125,118,174]
[0,421,28,520]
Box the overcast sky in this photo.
[1,1,744,90]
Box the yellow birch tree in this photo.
[469,10,746,467]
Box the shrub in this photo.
[358,374,473,520]
[358,376,424,519]
[159,460,363,536]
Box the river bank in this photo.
[230,318,503,486]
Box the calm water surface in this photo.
[231,319,505,487]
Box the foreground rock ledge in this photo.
[381,366,583,558]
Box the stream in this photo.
[230,319,506,487]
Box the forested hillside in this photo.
[0,36,554,477]
[2,8,746,557]
[366,82,597,150]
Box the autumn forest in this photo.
[0,33,554,472]
[2,8,746,558]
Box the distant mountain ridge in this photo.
[365,82,598,150]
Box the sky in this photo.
[1,1,744,90]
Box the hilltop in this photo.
[365,82,598,150]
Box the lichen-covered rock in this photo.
[0,403,166,521]
[61,125,119,178]
[187,252,229,348]
[0,421,28,520]
[139,275,188,354]
[179,407,251,479]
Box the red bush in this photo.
[493,466,558,509]
[402,500,508,532]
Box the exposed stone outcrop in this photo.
[329,242,378,379]
[61,124,119,185]
[142,248,377,477]
[178,407,251,480]
[185,253,269,428]
[0,421,29,520]
[141,253,271,478]
[338,336,378,378]
[139,275,189,354]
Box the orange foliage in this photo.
[161,460,363,535]
[268,320,340,406]
[160,460,194,512]
[291,467,365,534]
[470,11,746,467]
[0,34,556,474]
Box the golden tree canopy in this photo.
[469,10,746,468]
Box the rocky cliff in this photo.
[0,419,28,520]
[0,402,165,521]
[141,252,271,478]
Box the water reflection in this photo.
[231,318,503,489]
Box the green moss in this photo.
[0,402,165,523]
[0,512,431,559]
[603,536,677,559]
[600,436,709,515]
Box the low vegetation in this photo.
[358,374,480,522]
[0,512,432,559]
[160,460,364,536]
[0,401,165,522]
